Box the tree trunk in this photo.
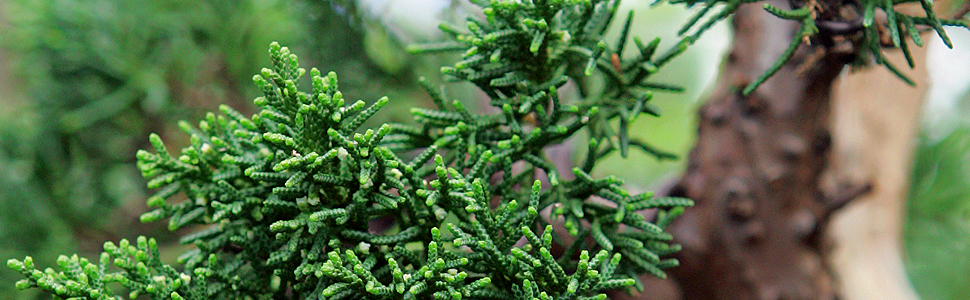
[607,1,964,298]
[661,1,858,299]
[631,2,956,300]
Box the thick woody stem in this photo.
[661,1,856,299]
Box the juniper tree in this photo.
[8,0,968,299]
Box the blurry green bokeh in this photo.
[905,97,970,300]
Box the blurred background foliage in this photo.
[905,30,970,300]
[0,0,967,299]
[906,123,970,300]
[0,1,311,297]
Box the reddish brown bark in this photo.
[660,2,860,299]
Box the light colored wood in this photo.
[824,42,928,300]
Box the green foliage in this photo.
[410,0,685,160]
[671,0,970,94]
[8,0,697,298]
[850,0,968,87]
[8,237,192,300]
